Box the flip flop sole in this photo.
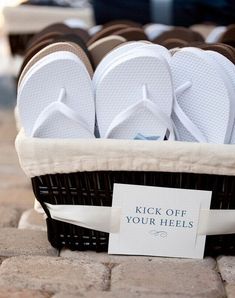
[171,48,231,143]
[18,51,94,137]
[88,35,126,68]
[96,54,173,139]
[206,50,235,144]
[19,42,94,88]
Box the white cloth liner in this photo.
[15,130,235,236]
[16,129,235,178]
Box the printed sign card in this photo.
[108,184,212,259]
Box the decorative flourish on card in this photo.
[149,230,168,238]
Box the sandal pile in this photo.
[17,21,235,143]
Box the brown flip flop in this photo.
[88,35,126,68]
[153,27,204,44]
[18,38,54,81]
[113,27,148,41]
[53,33,93,66]
[192,30,205,42]
[27,23,73,48]
[19,31,92,81]
[19,42,93,87]
[190,24,216,39]
[73,28,90,43]
[161,38,188,49]
[27,31,67,50]
[103,20,141,28]
[187,41,205,47]
[198,43,235,64]
[87,24,129,46]
[219,24,235,47]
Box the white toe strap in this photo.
[174,82,208,143]
[105,85,175,140]
[31,88,91,137]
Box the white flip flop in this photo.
[171,47,234,143]
[205,50,235,143]
[89,25,103,36]
[206,26,227,43]
[64,18,88,30]
[17,51,95,139]
[96,48,175,140]
[93,42,147,88]
[93,42,171,90]
[88,35,127,68]
[145,24,172,41]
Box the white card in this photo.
[108,184,212,259]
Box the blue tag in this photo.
[134,133,160,141]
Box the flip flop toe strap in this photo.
[174,82,208,143]
[31,88,92,137]
[105,85,175,140]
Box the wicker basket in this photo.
[31,170,235,256]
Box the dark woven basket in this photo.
[31,170,235,256]
[8,34,33,56]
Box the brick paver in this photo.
[52,290,159,298]
[60,249,216,267]
[0,228,57,257]
[111,259,225,297]
[18,209,46,231]
[0,256,110,294]
[225,285,235,298]
[60,251,225,297]
[60,249,168,265]
[0,288,51,298]
[218,257,235,284]
[0,110,34,211]
[0,206,20,227]
[0,110,17,142]
[217,257,235,298]
[0,187,34,211]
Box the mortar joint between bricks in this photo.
[215,259,227,298]
[103,263,113,291]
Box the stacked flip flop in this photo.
[206,24,235,47]
[145,25,204,49]
[17,21,235,143]
[145,23,235,50]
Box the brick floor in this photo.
[0,288,51,298]
[0,256,110,293]
[18,209,46,231]
[217,257,235,298]
[0,206,20,227]
[110,259,224,297]
[0,228,57,257]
